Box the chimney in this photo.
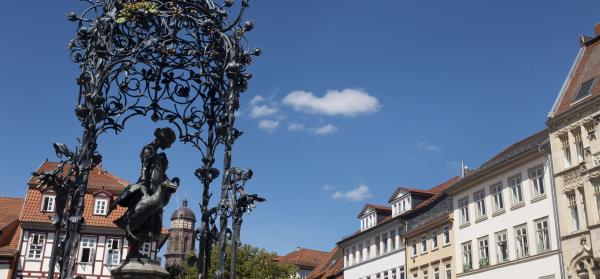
[596,23,600,36]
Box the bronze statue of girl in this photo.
[110,127,179,259]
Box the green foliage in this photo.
[169,244,297,279]
[167,251,199,279]
[116,1,159,24]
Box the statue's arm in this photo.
[138,146,153,184]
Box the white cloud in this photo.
[288,122,305,131]
[282,89,380,117]
[417,142,440,152]
[258,120,280,132]
[250,95,265,105]
[332,185,373,202]
[312,124,338,135]
[323,184,335,191]
[250,105,278,118]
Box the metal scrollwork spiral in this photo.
[32,1,262,278]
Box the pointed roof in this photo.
[307,247,344,279]
[356,204,391,218]
[549,29,600,120]
[171,198,196,221]
[276,248,329,269]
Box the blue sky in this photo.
[1,1,600,256]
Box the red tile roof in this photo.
[307,247,344,279]
[0,198,24,257]
[0,198,23,230]
[28,161,129,194]
[276,248,329,269]
[551,35,600,118]
[23,162,169,236]
[339,176,458,244]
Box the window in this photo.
[350,246,356,265]
[79,237,97,264]
[392,269,397,279]
[490,183,504,212]
[562,136,572,168]
[421,235,427,253]
[400,266,405,279]
[529,166,546,198]
[94,198,108,215]
[411,239,417,257]
[384,271,389,279]
[391,229,397,250]
[495,230,509,263]
[478,236,489,268]
[423,270,428,279]
[443,225,450,245]
[515,225,529,258]
[568,192,580,232]
[376,236,381,256]
[27,233,45,260]
[459,198,470,225]
[508,174,524,206]
[366,240,371,258]
[536,218,550,253]
[433,267,440,279]
[432,230,438,249]
[574,77,596,101]
[383,233,389,253]
[41,194,55,212]
[574,130,585,163]
[595,183,600,220]
[358,244,363,262]
[106,238,121,266]
[461,242,472,271]
[140,242,151,257]
[413,273,418,279]
[445,264,451,279]
[474,190,486,219]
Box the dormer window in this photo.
[94,198,109,215]
[41,194,55,212]
[574,77,596,102]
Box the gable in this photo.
[550,36,600,120]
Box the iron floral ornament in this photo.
[32,0,261,278]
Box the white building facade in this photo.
[447,131,564,279]
[340,205,406,279]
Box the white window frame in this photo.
[495,230,509,264]
[477,236,489,268]
[567,192,580,232]
[421,234,427,254]
[529,165,546,198]
[445,264,451,279]
[105,238,121,266]
[140,242,152,258]
[474,190,486,219]
[411,239,417,257]
[535,218,550,253]
[459,198,470,225]
[41,194,56,212]
[508,174,524,206]
[515,224,529,259]
[433,266,440,279]
[94,198,109,215]
[79,236,97,264]
[431,230,438,250]
[461,242,472,272]
[490,183,504,212]
[26,233,46,260]
[443,225,450,245]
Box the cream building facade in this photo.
[404,213,454,279]
[547,25,600,279]
[447,131,564,279]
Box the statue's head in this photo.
[154,127,176,149]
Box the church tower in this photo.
[165,198,197,268]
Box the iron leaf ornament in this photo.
[32,0,262,278]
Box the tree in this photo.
[167,252,200,279]
[203,244,296,279]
